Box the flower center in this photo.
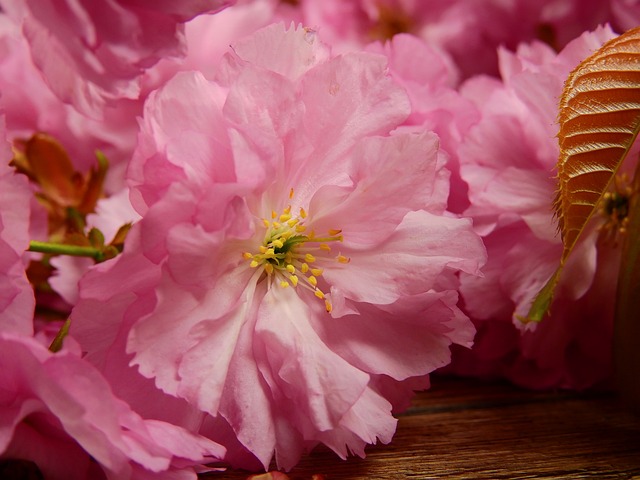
[243,189,349,313]
[599,173,637,245]
[369,4,413,41]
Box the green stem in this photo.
[49,318,71,353]
[28,240,104,261]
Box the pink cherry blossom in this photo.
[71,24,485,470]
[0,13,139,187]
[0,333,225,480]
[0,114,34,336]
[446,26,621,389]
[0,0,235,118]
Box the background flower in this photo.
[446,26,621,389]
[0,333,225,480]
[0,114,34,336]
[0,0,235,118]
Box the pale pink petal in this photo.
[324,211,485,305]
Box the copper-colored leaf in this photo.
[526,26,640,322]
[78,150,108,215]
[24,133,82,206]
[555,26,640,258]
[109,222,133,250]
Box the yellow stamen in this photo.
[244,190,349,314]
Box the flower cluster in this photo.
[0,0,636,477]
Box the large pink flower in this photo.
[0,0,235,117]
[0,333,224,480]
[0,114,34,336]
[447,26,621,389]
[72,24,485,469]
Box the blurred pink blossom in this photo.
[0,114,34,336]
[447,26,621,389]
[0,332,225,480]
[0,0,235,118]
[71,24,485,470]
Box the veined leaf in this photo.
[525,26,640,322]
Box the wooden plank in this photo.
[209,377,640,479]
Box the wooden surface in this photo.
[211,376,640,479]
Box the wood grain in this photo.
[208,376,640,479]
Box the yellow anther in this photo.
[271,210,277,219]
[286,264,295,274]
[300,207,307,219]
[259,246,268,254]
[266,248,275,256]
[308,276,318,287]
[328,229,342,236]
[300,263,309,274]
[314,289,325,299]
[263,219,270,228]
[289,188,294,199]
[325,300,332,313]
[337,255,350,264]
[284,252,293,264]
[280,280,290,288]
[290,275,299,287]
[295,225,307,233]
[287,218,299,227]
[250,260,259,268]
[305,253,316,263]
[242,252,253,260]
[311,268,323,277]
[272,222,281,229]
[272,239,284,248]
[283,205,291,215]
[319,244,331,252]
[264,263,274,275]
[279,213,292,222]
